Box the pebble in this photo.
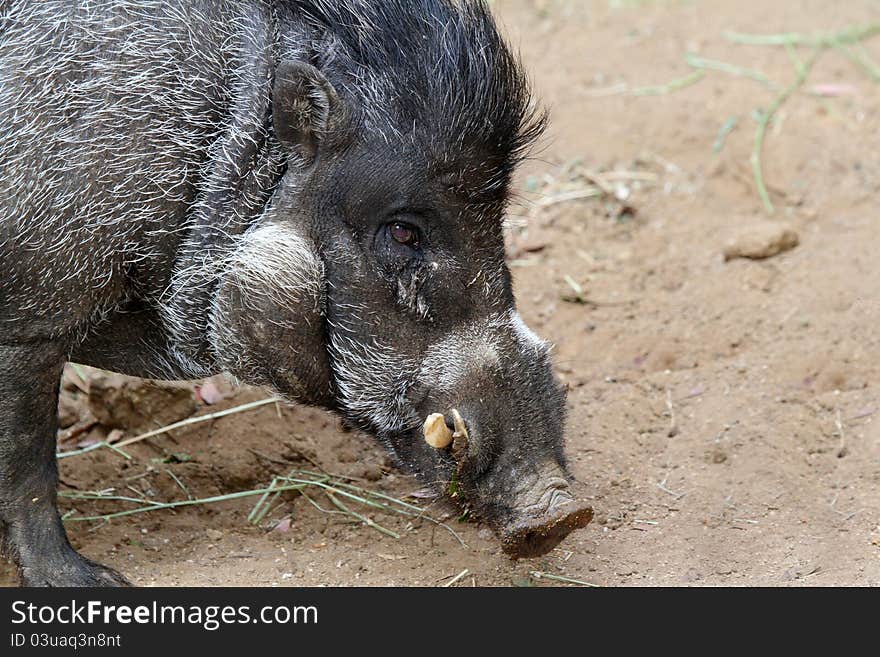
[723,222,799,261]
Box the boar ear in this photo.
[272,61,340,162]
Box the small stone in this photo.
[272,518,292,534]
[723,222,799,261]
[710,449,728,464]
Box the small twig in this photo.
[58,397,278,460]
[800,566,823,580]
[837,42,880,82]
[248,449,291,467]
[63,482,312,523]
[56,440,132,460]
[125,484,148,499]
[835,408,847,457]
[294,467,366,484]
[665,389,678,437]
[535,188,602,209]
[677,387,707,402]
[829,493,860,521]
[299,490,332,513]
[554,548,575,562]
[632,69,705,96]
[124,470,154,483]
[60,491,164,507]
[583,83,629,97]
[562,275,588,305]
[685,52,773,86]
[847,407,876,422]
[723,24,880,48]
[713,116,739,154]
[531,571,599,587]
[657,475,686,500]
[85,519,110,534]
[165,469,192,501]
[325,491,400,539]
[580,170,616,197]
[595,170,658,183]
[442,568,470,588]
[57,418,99,444]
[279,474,467,547]
[751,48,822,214]
[248,476,291,525]
[785,42,806,76]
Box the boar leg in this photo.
[0,343,129,586]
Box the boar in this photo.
[0,0,591,586]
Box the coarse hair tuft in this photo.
[288,0,546,189]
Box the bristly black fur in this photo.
[287,0,547,193]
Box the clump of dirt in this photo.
[723,222,800,261]
[86,374,198,433]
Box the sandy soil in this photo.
[3,0,879,587]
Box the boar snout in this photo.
[423,406,592,558]
[412,314,593,558]
[499,479,594,559]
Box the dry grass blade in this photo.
[632,69,705,96]
[535,188,602,208]
[57,397,278,459]
[736,23,880,213]
[523,159,659,221]
[836,42,880,82]
[61,483,313,522]
[324,491,400,539]
[115,397,279,449]
[751,48,822,214]
[685,52,773,86]
[724,24,880,48]
[62,466,466,546]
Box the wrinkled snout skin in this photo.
[0,0,590,586]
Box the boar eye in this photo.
[389,221,421,249]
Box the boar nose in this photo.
[496,463,593,559]
[500,484,593,558]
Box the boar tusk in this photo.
[450,408,469,459]
[450,408,468,441]
[423,413,453,449]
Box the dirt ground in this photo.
[3,0,879,587]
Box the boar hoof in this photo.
[20,553,131,587]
